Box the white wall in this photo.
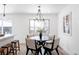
[3,14,58,43]
[58,5,79,54]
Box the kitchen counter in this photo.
[0,34,14,40]
[0,34,14,47]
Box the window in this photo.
[0,19,12,34]
[29,19,49,35]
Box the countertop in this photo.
[0,34,14,40]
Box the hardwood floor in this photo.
[17,43,68,55]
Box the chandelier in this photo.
[3,4,6,17]
[35,6,45,21]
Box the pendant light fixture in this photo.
[3,4,6,17]
[35,6,45,21]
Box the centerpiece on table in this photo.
[37,28,45,41]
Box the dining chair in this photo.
[46,35,55,44]
[43,37,60,55]
[25,38,42,55]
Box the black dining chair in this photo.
[25,38,42,55]
[43,36,60,55]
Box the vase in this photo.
[39,32,42,41]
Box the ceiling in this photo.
[0,4,68,14]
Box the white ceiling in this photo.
[0,4,68,14]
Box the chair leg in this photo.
[6,48,9,55]
[15,49,17,55]
[39,48,42,55]
[44,50,47,55]
[56,48,59,55]
[34,48,42,55]
[18,41,20,51]
[1,52,3,55]
[47,51,50,55]
[12,49,15,55]
[31,50,34,54]
[26,48,29,55]
[48,51,52,55]
[35,50,39,55]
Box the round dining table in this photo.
[27,35,50,55]
[28,35,50,46]
[29,35,49,41]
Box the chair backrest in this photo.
[25,38,27,49]
[51,35,55,49]
[53,38,60,49]
[48,34,55,40]
[25,38,36,50]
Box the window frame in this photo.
[0,19,12,34]
[29,19,50,35]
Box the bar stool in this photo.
[0,48,5,55]
[10,42,17,55]
[11,40,20,51]
[1,43,12,55]
[10,40,20,55]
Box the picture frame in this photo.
[63,12,72,36]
